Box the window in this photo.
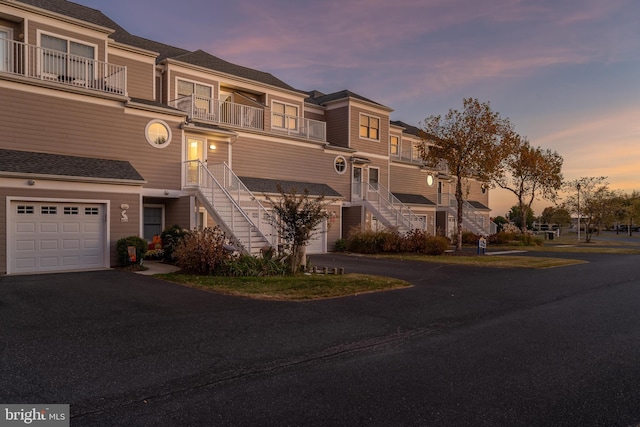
[390,136,399,155]
[17,205,34,214]
[40,33,95,81]
[85,207,99,215]
[369,167,379,190]
[144,206,163,241]
[272,101,298,130]
[177,79,213,115]
[427,174,434,187]
[412,143,421,161]
[359,114,379,140]
[145,120,171,147]
[334,156,347,174]
[41,206,57,215]
[64,207,79,215]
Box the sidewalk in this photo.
[135,261,181,275]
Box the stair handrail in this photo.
[208,162,277,243]
[365,182,427,231]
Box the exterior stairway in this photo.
[359,182,426,233]
[446,200,497,236]
[186,161,274,255]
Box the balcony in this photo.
[0,38,127,96]
[171,94,326,142]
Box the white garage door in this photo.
[306,219,327,254]
[8,201,107,274]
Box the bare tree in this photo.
[419,98,514,250]
[494,135,564,233]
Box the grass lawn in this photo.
[377,254,587,269]
[155,272,412,301]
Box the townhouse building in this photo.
[0,0,491,275]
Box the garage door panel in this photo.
[62,239,81,250]
[16,222,36,233]
[40,222,59,233]
[8,201,107,274]
[40,240,59,250]
[84,239,100,249]
[62,222,80,233]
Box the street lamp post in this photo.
[577,183,581,242]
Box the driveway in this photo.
[1,250,640,426]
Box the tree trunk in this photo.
[456,178,463,251]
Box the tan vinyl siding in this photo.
[230,136,350,199]
[325,106,349,148]
[390,165,437,202]
[350,106,389,156]
[465,179,489,207]
[0,187,141,272]
[325,205,341,250]
[164,197,192,230]
[0,88,183,190]
[109,53,154,100]
[304,110,324,122]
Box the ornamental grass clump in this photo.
[173,226,233,275]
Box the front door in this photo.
[186,138,205,185]
[352,166,363,201]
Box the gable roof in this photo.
[307,90,392,111]
[0,149,145,182]
[239,177,342,198]
[169,50,301,93]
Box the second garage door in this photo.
[8,201,107,274]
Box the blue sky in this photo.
[80,0,639,216]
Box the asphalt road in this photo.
[1,248,639,426]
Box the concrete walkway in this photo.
[135,260,180,275]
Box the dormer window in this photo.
[359,114,379,141]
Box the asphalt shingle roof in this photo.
[468,201,490,210]
[306,90,391,110]
[15,0,300,92]
[392,193,435,206]
[239,177,342,198]
[0,149,145,182]
[170,50,301,93]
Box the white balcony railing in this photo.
[0,37,126,96]
[171,94,263,131]
[270,112,326,142]
[171,95,326,142]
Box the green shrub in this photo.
[346,229,385,254]
[334,239,347,252]
[116,236,148,266]
[423,235,451,255]
[173,227,232,275]
[161,224,189,262]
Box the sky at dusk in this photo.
[79,0,639,217]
